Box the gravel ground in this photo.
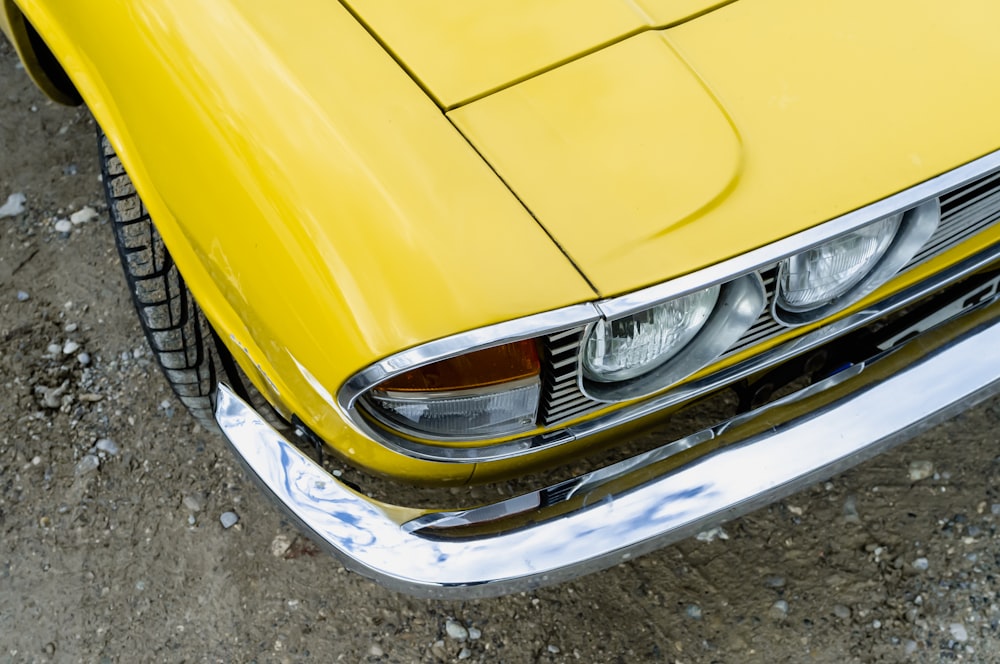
[2,36,1000,663]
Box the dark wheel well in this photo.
[4,0,81,105]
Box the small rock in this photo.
[904,640,918,655]
[769,600,789,619]
[62,341,80,355]
[220,511,239,529]
[42,642,55,657]
[46,343,61,355]
[445,619,468,641]
[991,503,1000,516]
[182,495,204,512]
[467,627,482,641]
[843,495,861,524]
[78,352,91,366]
[94,439,119,455]
[271,534,292,558]
[908,460,934,481]
[368,644,384,657]
[912,557,929,572]
[547,645,561,654]
[949,623,969,642]
[75,454,100,476]
[16,290,29,301]
[64,323,78,332]
[457,648,471,660]
[0,192,26,218]
[53,219,72,234]
[833,604,852,619]
[695,526,729,542]
[764,575,786,589]
[70,206,99,224]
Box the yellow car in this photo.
[6,0,1000,597]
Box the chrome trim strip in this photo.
[335,148,1000,459]
[341,240,1000,463]
[216,297,1000,598]
[566,242,1000,440]
[597,150,1000,319]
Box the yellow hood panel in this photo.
[451,0,1000,296]
[342,0,733,108]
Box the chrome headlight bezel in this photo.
[579,274,766,403]
[773,199,941,326]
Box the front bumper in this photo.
[215,294,1000,598]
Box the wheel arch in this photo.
[2,0,80,105]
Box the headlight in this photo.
[778,213,901,312]
[583,286,720,382]
[581,275,766,402]
[774,198,940,325]
[363,341,541,439]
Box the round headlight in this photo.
[777,213,901,313]
[583,285,720,382]
[774,199,940,326]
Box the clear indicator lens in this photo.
[369,379,540,438]
[583,285,720,382]
[778,213,901,312]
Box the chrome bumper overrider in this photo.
[215,298,1000,598]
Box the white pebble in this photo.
[182,495,204,512]
[467,627,482,641]
[70,206,99,224]
[445,619,468,641]
[912,557,930,572]
[64,323,78,332]
[78,352,91,366]
[271,534,292,558]
[94,439,119,455]
[368,644,384,657]
[53,219,72,234]
[950,623,969,642]
[457,648,471,660]
[770,600,789,618]
[908,460,934,481]
[46,343,61,355]
[695,526,729,542]
[0,192,26,218]
[63,340,80,355]
[16,291,29,302]
[220,511,239,529]
[75,454,100,476]
[547,645,560,654]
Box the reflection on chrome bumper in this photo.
[215,301,1000,598]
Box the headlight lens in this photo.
[774,199,940,325]
[363,340,541,439]
[778,213,901,312]
[583,285,720,382]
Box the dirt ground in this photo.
[2,37,1000,664]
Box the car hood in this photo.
[341,0,734,108]
[448,0,1000,296]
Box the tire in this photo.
[98,128,286,432]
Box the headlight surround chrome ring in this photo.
[773,198,941,326]
[579,273,766,403]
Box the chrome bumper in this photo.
[214,299,1000,598]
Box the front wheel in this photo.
[98,129,283,431]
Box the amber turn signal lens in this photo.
[377,340,540,392]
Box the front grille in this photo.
[537,168,1000,427]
